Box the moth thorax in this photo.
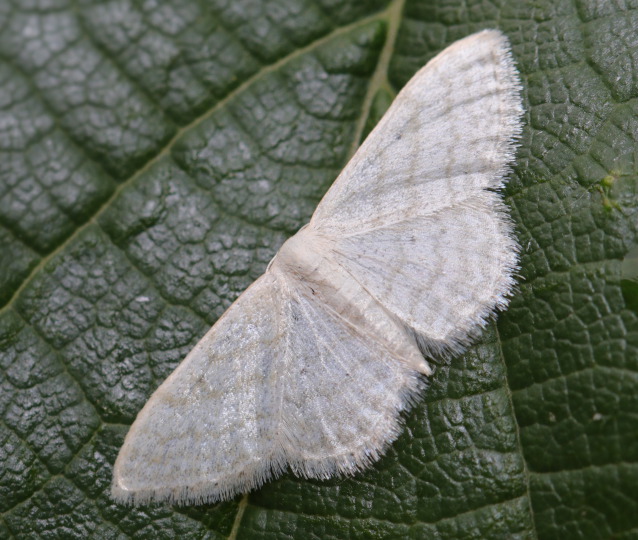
[271,228,326,278]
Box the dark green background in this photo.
[1,0,637,538]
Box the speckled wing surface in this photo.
[310,29,523,355]
[112,29,523,506]
[113,269,425,504]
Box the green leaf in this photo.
[1,0,637,538]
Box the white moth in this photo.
[112,29,523,505]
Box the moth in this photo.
[112,29,523,505]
